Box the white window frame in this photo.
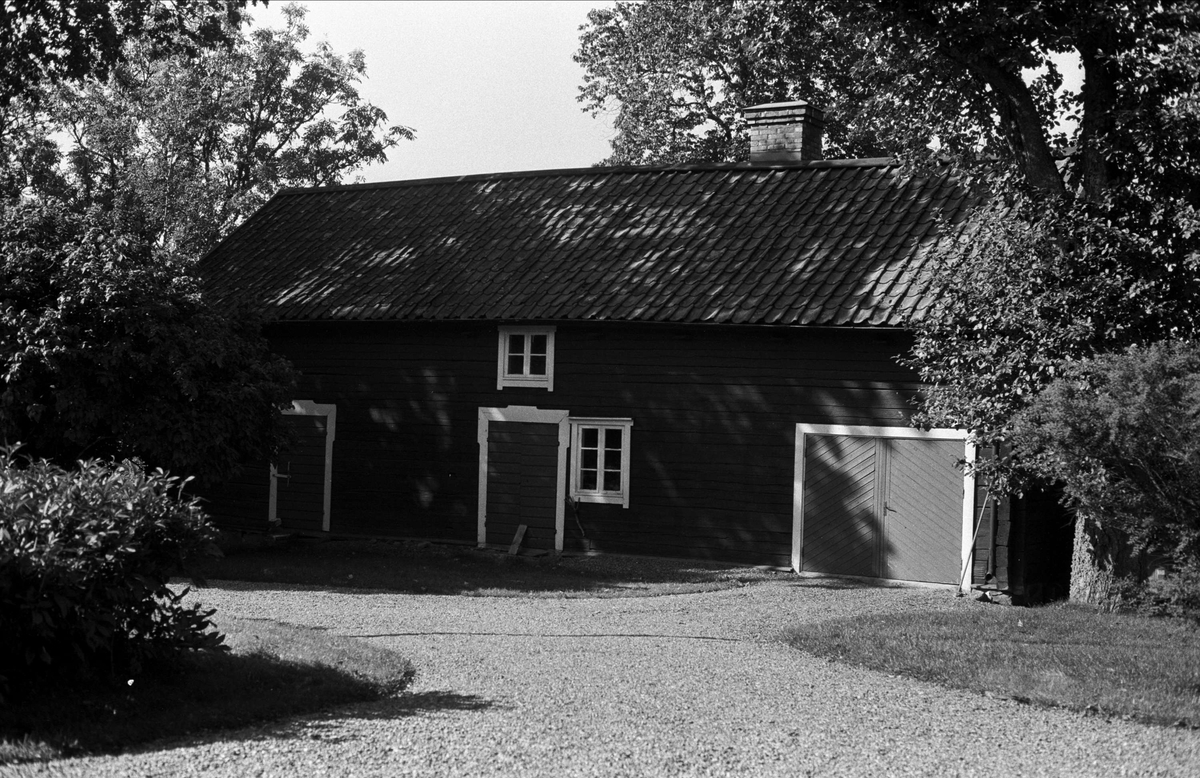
[497,326,556,391]
[569,417,633,508]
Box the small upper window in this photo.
[569,418,633,507]
[497,326,555,390]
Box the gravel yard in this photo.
[9,576,1200,777]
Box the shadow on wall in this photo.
[251,321,923,566]
[798,432,892,579]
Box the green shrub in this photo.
[1124,564,1200,621]
[1012,340,1200,566]
[0,451,226,699]
[0,200,297,487]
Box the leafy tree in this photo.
[0,198,295,485]
[8,3,413,258]
[0,0,254,107]
[863,3,1200,594]
[574,0,1063,167]
[1011,342,1200,603]
[1,3,410,483]
[906,1,1200,473]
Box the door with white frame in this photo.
[792,424,974,589]
[477,406,569,551]
[270,400,336,532]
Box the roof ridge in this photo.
[274,157,900,196]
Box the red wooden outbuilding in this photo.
[200,102,1072,598]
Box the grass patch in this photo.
[0,616,413,764]
[786,602,1200,727]
[193,534,788,597]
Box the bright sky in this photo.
[255,0,616,183]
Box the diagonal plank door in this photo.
[801,435,881,578]
[799,429,967,584]
[883,438,964,584]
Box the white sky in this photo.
[254,0,616,183]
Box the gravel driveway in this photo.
[9,578,1200,777]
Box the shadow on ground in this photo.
[189,535,794,598]
[0,649,423,764]
[114,690,499,761]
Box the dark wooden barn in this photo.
[199,101,1071,596]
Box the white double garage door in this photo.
[793,424,975,591]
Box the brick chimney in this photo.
[744,100,824,162]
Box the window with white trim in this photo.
[497,326,555,390]
[569,418,633,507]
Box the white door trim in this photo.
[270,400,337,532]
[477,405,570,551]
[792,423,974,592]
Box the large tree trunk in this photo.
[1070,515,1144,609]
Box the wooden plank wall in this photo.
[200,461,270,530]
[249,321,923,567]
[485,421,560,550]
[274,415,329,532]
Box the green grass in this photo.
[0,616,413,764]
[192,534,788,597]
[787,602,1200,727]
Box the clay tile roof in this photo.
[200,159,977,327]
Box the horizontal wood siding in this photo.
[275,415,328,532]
[255,321,921,566]
[485,421,560,550]
[201,461,269,529]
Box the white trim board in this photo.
[477,405,569,551]
[270,400,337,532]
[791,423,975,593]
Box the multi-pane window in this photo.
[569,418,633,507]
[497,326,555,390]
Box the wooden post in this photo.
[508,524,527,555]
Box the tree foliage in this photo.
[574,0,1069,167]
[4,3,413,259]
[907,1,1200,490]
[0,199,295,485]
[0,452,224,698]
[0,3,412,482]
[0,0,254,108]
[1011,342,1200,564]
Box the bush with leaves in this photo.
[1011,341,1200,567]
[0,451,226,699]
[1128,563,1200,622]
[0,200,296,485]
